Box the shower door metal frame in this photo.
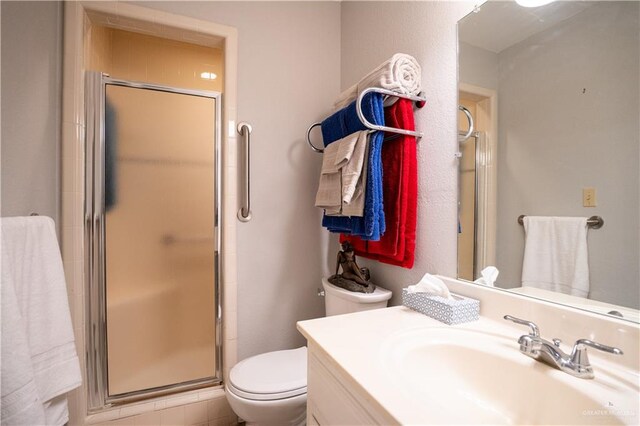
[85,71,223,411]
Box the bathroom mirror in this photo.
[457,1,639,322]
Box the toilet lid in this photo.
[228,347,307,400]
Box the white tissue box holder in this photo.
[402,289,480,325]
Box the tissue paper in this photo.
[406,273,453,300]
[473,266,499,287]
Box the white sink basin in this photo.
[381,327,639,425]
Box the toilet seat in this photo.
[227,381,306,401]
[228,347,307,401]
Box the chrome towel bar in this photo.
[518,215,604,229]
[237,122,253,222]
[306,87,426,153]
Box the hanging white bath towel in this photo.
[521,216,590,298]
[1,216,82,426]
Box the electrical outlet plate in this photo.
[583,187,597,207]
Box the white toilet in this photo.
[225,278,392,426]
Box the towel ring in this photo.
[306,122,324,153]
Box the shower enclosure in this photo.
[85,71,222,409]
[458,130,490,281]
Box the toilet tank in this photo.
[322,278,392,316]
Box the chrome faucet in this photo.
[503,315,623,379]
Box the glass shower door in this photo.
[103,83,219,396]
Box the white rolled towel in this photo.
[334,53,422,110]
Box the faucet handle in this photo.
[571,338,623,356]
[503,315,540,337]
[570,339,623,369]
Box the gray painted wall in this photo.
[135,1,342,360]
[494,2,639,308]
[1,1,62,226]
[459,42,498,91]
[141,0,479,360]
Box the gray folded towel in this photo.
[315,131,369,217]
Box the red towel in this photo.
[341,98,417,268]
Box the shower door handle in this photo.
[237,122,253,222]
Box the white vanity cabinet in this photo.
[306,343,395,426]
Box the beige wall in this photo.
[87,26,223,395]
[89,26,223,92]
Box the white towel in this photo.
[1,273,47,425]
[334,53,422,110]
[0,217,82,425]
[43,395,72,426]
[315,131,369,216]
[521,216,590,298]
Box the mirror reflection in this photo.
[457,0,639,322]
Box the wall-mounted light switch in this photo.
[583,187,597,207]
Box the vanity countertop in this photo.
[297,306,639,425]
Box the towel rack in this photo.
[518,215,604,229]
[306,87,427,153]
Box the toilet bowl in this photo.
[225,278,392,425]
[225,347,307,426]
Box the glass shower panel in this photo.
[104,85,216,396]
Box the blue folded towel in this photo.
[320,93,386,240]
